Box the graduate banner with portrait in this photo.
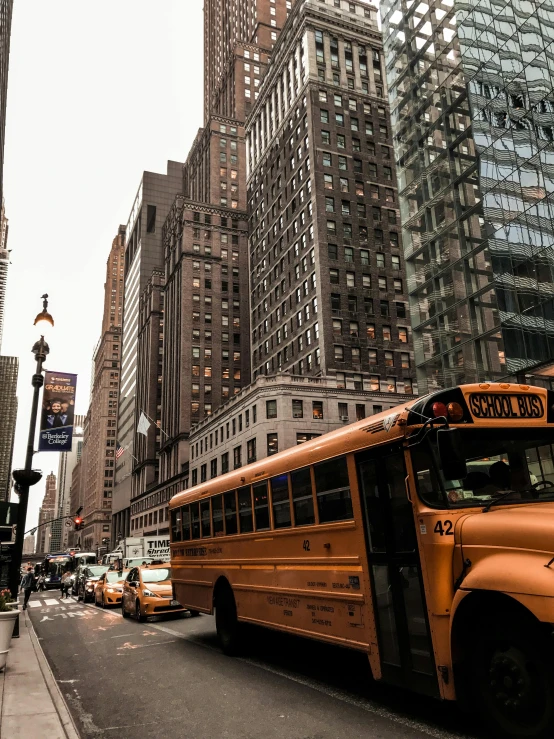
[38,371,78,451]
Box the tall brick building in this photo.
[247,0,416,395]
[112,164,183,544]
[37,472,56,554]
[128,0,296,537]
[80,228,125,553]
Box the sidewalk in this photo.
[0,606,80,738]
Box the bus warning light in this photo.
[447,402,464,422]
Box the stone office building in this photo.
[247,0,417,396]
[187,373,415,489]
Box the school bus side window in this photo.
[271,474,291,528]
[191,502,201,539]
[182,506,191,540]
[200,500,211,538]
[224,490,238,535]
[238,486,254,533]
[171,508,182,542]
[314,457,353,523]
[253,482,270,530]
[212,495,224,536]
[291,467,315,526]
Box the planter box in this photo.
[0,609,19,671]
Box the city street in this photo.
[26,592,484,739]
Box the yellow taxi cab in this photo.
[94,569,128,608]
[121,563,185,622]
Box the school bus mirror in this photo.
[437,428,467,481]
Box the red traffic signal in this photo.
[73,516,84,531]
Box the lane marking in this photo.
[45,598,60,605]
[28,601,41,608]
[39,600,471,738]
[128,620,473,739]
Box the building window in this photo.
[313,401,324,420]
[247,438,257,464]
[201,464,207,483]
[356,404,366,421]
[338,402,348,421]
[210,459,217,478]
[267,433,279,456]
[292,399,303,418]
[221,452,229,474]
[296,433,321,444]
[233,446,242,469]
[266,399,277,419]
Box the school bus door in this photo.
[356,443,438,696]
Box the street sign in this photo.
[0,543,13,589]
[0,502,18,526]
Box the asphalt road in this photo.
[26,591,484,739]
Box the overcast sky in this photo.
[3,0,204,534]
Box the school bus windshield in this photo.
[412,428,554,509]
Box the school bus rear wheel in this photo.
[215,584,242,656]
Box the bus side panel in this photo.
[172,561,214,613]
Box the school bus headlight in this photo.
[447,402,464,422]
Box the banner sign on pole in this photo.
[38,371,78,452]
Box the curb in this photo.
[25,610,81,739]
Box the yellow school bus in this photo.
[170,383,554,738]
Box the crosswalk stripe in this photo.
[28,597,84,609]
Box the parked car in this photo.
[94,570,128,608]
[121,564,185,622]
[77,565,109,603]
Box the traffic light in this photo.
[74,516,84,531]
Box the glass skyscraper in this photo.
[381,0,554,392]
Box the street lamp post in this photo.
[10,295,54,600]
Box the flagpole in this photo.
[138,409,170,439]
[116,441,139,465]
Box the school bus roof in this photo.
[170,383,551,509]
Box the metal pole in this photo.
[9,348,45,600]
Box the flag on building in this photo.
[116,443,125,459]
[137,412,151,437]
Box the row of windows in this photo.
[172,456,353,542]
[191,405,259,461]
[320,108,388,137]
[334,346,411,369]
[329,244,400,266]
[131,506,169,531]
[192,431,325,483]
[329,269,403,293]
[333,319,409,345]
[330,294,406,318]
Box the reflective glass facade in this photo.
[381,0,554,392]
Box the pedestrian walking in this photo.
[37,574,46,592]
[20,567,35,610]
[60,570,72,599]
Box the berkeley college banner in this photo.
[38,371,78,452]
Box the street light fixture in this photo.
[10,295,55,601]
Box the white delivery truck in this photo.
[103,537,171,568]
